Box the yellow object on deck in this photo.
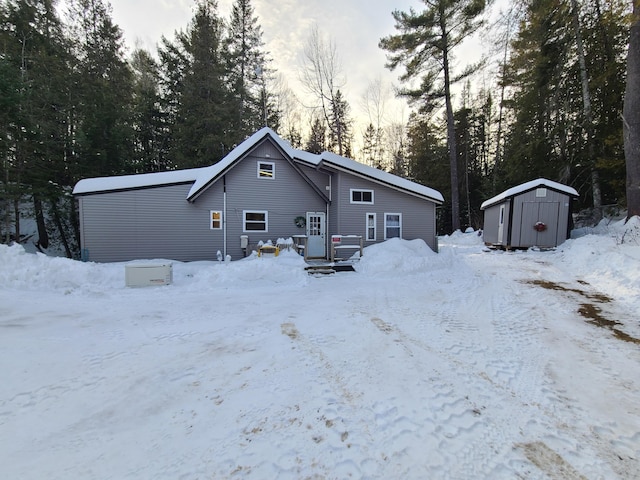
[258,245,279,257]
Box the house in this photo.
[480,178,579,249]
[73,128,444,262]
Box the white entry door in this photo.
[306,212,326,258]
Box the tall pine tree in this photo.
[380,0,488,232]
[163,0,231,167]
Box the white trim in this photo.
[209,210,222,230]
[257,161,275,179]
[366,213,376,241]
[384,212,402,240]
[350,188,374,204]
[243,210,268,232]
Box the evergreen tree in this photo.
[328,89,352,157]
[501,0,627,215]
[361,124,377,167]
[380,0,489,232]
[130,48,166,173]
[405,112,450,233]
[67,0,133,179]
[306,117,326,154]
[582,0,627,209]
[163,0,231,167]
[225,0,273,138]
[1,0,73,251]
[501,0,574,186]
[624,0,640,219]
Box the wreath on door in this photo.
[534,221,547,232]
[294,216,306,228]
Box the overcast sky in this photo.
[103,1,426,134]
[105,0,497,145]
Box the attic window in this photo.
[351,189,374,204]
[536,188,547,197]
[258,161,275,179]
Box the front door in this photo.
[306,212,326,258]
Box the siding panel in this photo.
[331,171,438,251]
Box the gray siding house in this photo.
[481,178,578,249]
[73,128,443,262]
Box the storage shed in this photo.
[481,178,578,249]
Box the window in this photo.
[243,210,268,232]
[351,189,374,204]
[536,188,547,197]
[258,161,275,179]
[366,213,376,241]
[210,210,222,230]
[384,213,402,239]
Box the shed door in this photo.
[306,212,326,258]
[520,202,559,247]
[497,205,506,244]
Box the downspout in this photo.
[326,176,331,257]
[223,175,227,258]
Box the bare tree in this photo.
[300,25,350,155]
[359,77,389,167]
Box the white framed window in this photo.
[536,188,547,197]
[209,210,222,230]
[384,213,402,239]
[257,161,275,179]
[243,210,268,232]
[350,189,374,204]
[366,213,376,241]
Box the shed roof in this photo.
[73,128,444,204]
[480,178,579,210]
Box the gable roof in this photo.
[187,127,444,203]
[480,178,579,210]
[73,127,444,204]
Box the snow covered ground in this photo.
[1,218,639,479]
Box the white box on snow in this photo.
[125,263,173,287]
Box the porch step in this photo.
[304,265,336,275]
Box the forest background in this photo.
[0,0,633,257]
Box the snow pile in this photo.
[354,237,439,275]
[1,221,639,480]
[0,243,122,292]
[556,217,640,310]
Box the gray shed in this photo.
[481,178,578,249]
[73,128,444,262]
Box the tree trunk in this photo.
[33,195,49,250]
[13,198,20,244]
[623,1,640,220]
[51,199,72,258]
[441,20,460,232]
[571,0,602,220]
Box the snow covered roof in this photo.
[73,127,443,204]
[72,167,208,195]
[318,151,444,203]
[480,178,579,210]
[186,127,443,203]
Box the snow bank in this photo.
[556,216,640,309]
[354,238,440,275]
